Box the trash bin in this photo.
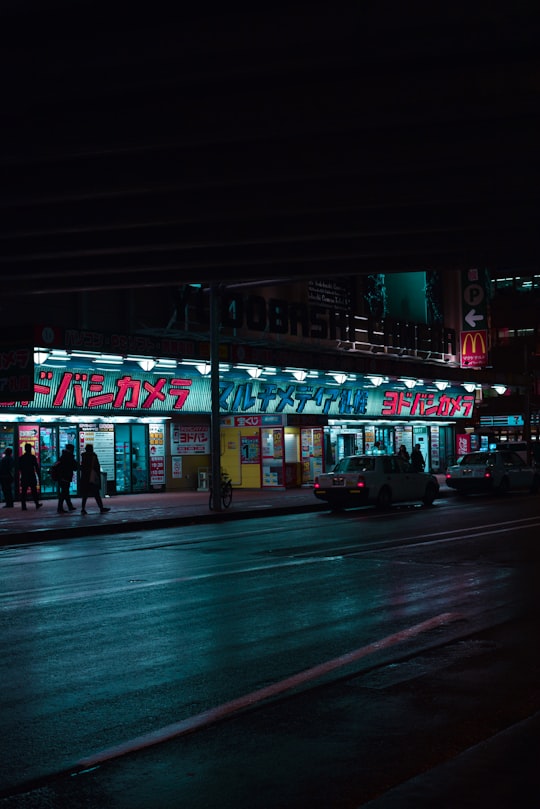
[100,471,108,496]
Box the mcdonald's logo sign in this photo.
[460,329,488,368]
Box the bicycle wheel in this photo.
[221,480,232,508]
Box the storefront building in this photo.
[0,270,499,499]
[0,355,475,500]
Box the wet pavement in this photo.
[0,475,454,545]
[1,474,538,807]
[0,485,329,544]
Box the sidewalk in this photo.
[0,476,453,545]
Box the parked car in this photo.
[445,450,540,495]
[313,454,439,510]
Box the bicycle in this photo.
[209,471,233,510]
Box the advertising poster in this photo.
[172,456,183,479]
[18,425,40,460]
[273,429,283,458]
[171,423,210,455]
[79,424,115,478]
[313,428,323,456]
[241,435,260,464]
[456,434,471,457]
[149,424,165,486]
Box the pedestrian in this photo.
[56,443,79,513]
[80,444,110,515]
[410,443,425,472]
[397,444,410,463]
[19,443,43,510]
[0,448,15,508]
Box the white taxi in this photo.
[445,450,540,495]
[313,454,439,511]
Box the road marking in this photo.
[72,611,463,772]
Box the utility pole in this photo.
[210,283,222,511]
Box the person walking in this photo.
[19,443,42,510]
[410,443,426,472]
[0,448,15,508]
[56,443,79,513]
[80,444,110,515]
[397,444,410,464]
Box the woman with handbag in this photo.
[80,444,110,515]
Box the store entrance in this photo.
[115,424,149,494]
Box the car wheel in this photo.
[495,477,509,496]
[423,483,438,507]
[376,486,392,509]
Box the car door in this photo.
[399,458,428,500]
[503,451,533,489]
[382,456,414,501]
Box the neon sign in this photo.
[0,368,475,419]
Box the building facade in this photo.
[2,269,536,500]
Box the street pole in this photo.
[210,283,222,511]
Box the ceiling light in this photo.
[138,359,156,372]
[155,359,178,368]
[246,367,263,378]
[434,380,449,391]
[34,350,49,365]
[492,384,507,395]
[463,383,476,393]
[332,373,348,385]
[401,378,416,389]
[367,375,384,387]
[196,363,211,376]
[291,370,307,382]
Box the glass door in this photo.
[115,425,131,494]
[39,427,58,497]
[115,424,149,493]
[131,425,148,492]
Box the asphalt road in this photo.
[1,493,539,807]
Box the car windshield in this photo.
[334,456,375,473]
[458,453,496,466]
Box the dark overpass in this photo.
[1,3,539,296]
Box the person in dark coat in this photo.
[56,443,79,513]
[397,444,410,464]
[410,444,426,472]
[19,443,42,510]
[0,448,15,507]
[80,444,110,515]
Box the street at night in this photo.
[1,492,539,807]
[1,9,540,806]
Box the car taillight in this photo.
[314,477,320,489]
[445,472,451,479]
[484,470,491,479]
[356,476,366,488]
